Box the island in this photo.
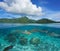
[0,16,59,24]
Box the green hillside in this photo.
[36,18,56,23]
[0,17,57,23]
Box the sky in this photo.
[0,0,60,21]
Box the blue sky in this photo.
[32,0,60,11]
[0,0,60,21]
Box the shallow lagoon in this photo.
[0,23,60,51]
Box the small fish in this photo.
[3,45,13,51]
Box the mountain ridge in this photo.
[0,16,59,23]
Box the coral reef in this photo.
[30,37,40,46]
[19,36,28,46]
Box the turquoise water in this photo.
[0,23,60,51]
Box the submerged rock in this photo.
[10,30,21,38]
[19,37,28,46]
[48,32,60,38]
[11,30,21,34]
[4,34,17,43]
[3,45,13,51]
[30,37,40,46]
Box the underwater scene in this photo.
[0,23,60,51]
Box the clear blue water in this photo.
[0,23,60,51]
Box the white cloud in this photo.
[45,12,60,21]
[0,0,42,16]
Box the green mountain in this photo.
[14,17,36,23]
[36,18,56,23]
[0,17,36,23]
[0,17,57,23]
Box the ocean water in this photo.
[0,23,60,51]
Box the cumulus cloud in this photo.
[49,12,60,21]
[0,0,42,16]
